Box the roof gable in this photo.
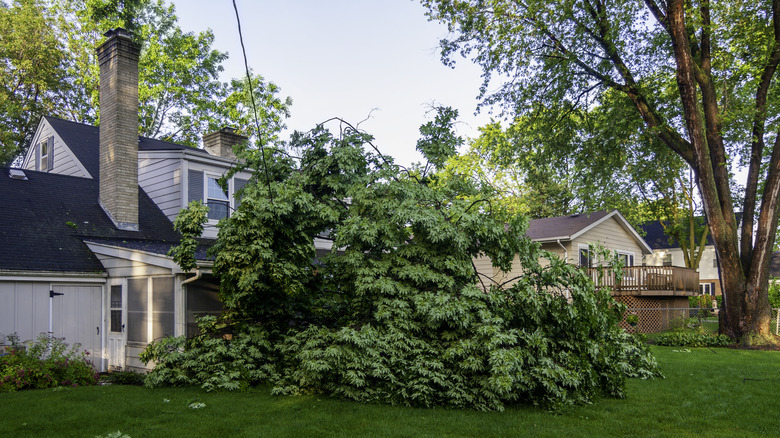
[527,210,653,254]
[30,116,212,178]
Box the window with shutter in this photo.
[188,170,204,203]
[234,178,247,208]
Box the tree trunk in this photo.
[666,0,777,345]
[718,245,774,344]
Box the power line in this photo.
[232,0,274,204]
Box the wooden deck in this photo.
[586,266,699,296]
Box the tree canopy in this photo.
[150,112,661,410]
[0,0,290,165]
[422,0,780,344]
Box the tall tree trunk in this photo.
[666,0,776,344]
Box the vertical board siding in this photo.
[0,281,102,364]
[0,282,48,343]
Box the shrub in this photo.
[0,333,98,392]
[100,370,145,386]
[769,280,780,308]
[689,294,716,309]
[140,316,278,392]
[655,331,733,347]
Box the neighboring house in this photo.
[771,252,780,279]
[640,220,722,296]
[0,29,250,371]
[475,210,699,330]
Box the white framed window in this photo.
[36,137,54,171]
[616,251,635,267]
[206,176,229,220]
[662,253,673,266]
[187,169,248,222]
[617,251,635,277]
[578,244,591,268]
[699,282,714,296]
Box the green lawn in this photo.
[1,346,778,438]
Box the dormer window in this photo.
[207,176,229,220]
[36,137,54,171]
[187,169,248,222]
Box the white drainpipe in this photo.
[181,269,202,285]
[556,240,570,300]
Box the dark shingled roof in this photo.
[526,210,611,241]
[84,237,214,261]
[0,168,181,272]
[639,219,716,250]
[44,116,211,178]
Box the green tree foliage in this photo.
[421,0,780,344]
[0,0,68,164]
[150,113,660,410]
[0,0,290,163]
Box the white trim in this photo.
[0,271,107,282]
[616,250,636,266]
[84,241,180,270]
[83,241,214,272]
[578,243,591,267]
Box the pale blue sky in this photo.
[174,0,495,165]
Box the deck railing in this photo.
[586,266,699,295]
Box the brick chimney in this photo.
[96,28,140,231]
[203,127,247,160]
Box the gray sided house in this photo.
[640,219,722,296]
[0,29,250,371]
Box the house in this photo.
[475,210,699,321]
[0,29,252,371]
[639,219,724,296]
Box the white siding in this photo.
[138,156,182,221]
[645,245,719,281]
[22,121,91,178]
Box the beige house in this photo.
[476,211,699,326]
[477,210,651,285]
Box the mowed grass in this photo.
[1,346,778,438]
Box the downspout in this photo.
[556,239,568,264]
[181,269,202,285]
[557,240,570,300]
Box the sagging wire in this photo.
[232,0,274,204]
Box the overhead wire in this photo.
[232,0,274,204]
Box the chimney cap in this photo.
[103,27,132,39]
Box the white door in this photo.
[51,285,103,368]
[107,284,126,370]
